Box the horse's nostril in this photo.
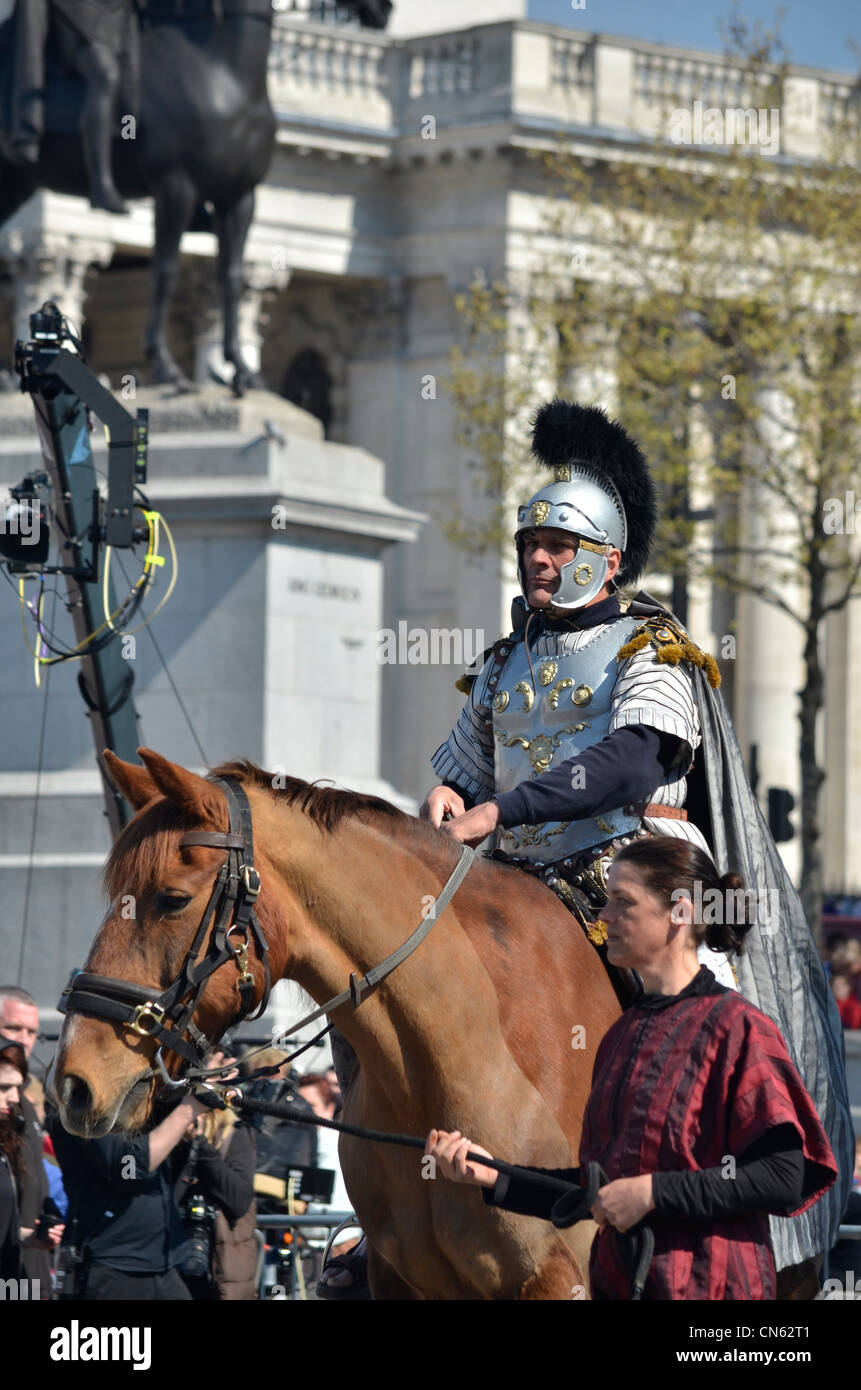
[60,1073,93,1117]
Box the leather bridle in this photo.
[58,777,272,1080]
[58,776,476,1084]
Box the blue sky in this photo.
[527,0,860,74]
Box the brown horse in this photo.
[52,748,620,1300]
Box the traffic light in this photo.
[767,787,795,843]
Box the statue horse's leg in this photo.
[213,188,262,397]
[145,169,196,389]
[0,161,40,235]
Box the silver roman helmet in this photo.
[516,400,657,612]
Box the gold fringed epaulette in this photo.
[454,673,475,694]
[617,616,721,689]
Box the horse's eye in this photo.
[155,893,191,914]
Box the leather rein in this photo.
[58,777,475,1083]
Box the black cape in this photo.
[627,592,853,1270]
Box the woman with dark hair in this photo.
[0,1037,29,1278]
[0,1037,63,1284]
[426,838,838,1300]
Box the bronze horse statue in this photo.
[0,0,276,394]
[53,749,620,1299]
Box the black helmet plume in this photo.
[530,400,657,585]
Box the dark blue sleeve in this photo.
[493,725,682,828]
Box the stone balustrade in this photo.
[271,13,859,159]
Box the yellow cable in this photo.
[102,508,159,631]
[121,511,178,636]
[17,506,177,677]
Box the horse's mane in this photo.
[210,760,410,833]
[104,760,412,901]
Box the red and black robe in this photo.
[486,968,837,1299]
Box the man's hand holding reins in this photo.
[439,801,501,847]
[420,785,466,826]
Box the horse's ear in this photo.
[101,751,159,810]
[136,749,225,824]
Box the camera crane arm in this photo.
[8,303,151,838]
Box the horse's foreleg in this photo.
[145,172,196,388]
[366,1244,426,1301]
[518,1239,593,1301]
[213,189,260,397]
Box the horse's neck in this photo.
[211,14,271,93]
[162,8,271,81]
[274,816,473,1095]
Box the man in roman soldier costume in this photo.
[423,399,853,1288]
[6,0,139,214]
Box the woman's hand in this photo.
[424,1129,498,1188]
[21,1222,65,1250]
[591,1175,655,1233]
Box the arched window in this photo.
[281,348,333,435]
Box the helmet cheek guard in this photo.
[554,546,610,609]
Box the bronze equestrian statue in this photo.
[1,1,393,392]
[7,0,139,215]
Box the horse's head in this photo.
[53,750,268,1137]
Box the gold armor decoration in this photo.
[548,677,574,709]
[572,684,593,706]
[573,563,593,586]
[530,499,551,525]
[616,615,722,690]
[495,723,590,774]
[514,820,572,847]
[587,919,609,946]
[514,681,534,713]
[537,661,558,686]
[554,463,571,482]
[492,690,510,712]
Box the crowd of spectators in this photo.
[824,934,861,1030]
[0,985,351,1300]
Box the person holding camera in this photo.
[172,1052,257,1301]
[49,1089,209,1300]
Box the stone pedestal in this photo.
[0,384,423,1019]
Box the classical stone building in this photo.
[1,0,859,1012]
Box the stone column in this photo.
[734,384,805,882]
[191,259,290,386]
[0,230,115,352]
